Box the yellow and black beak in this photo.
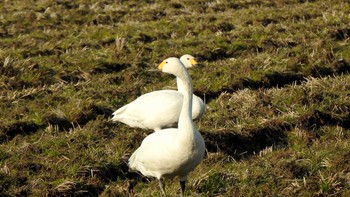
[190,59,198,66]
[158,61,166,70]
[190,58,203,67]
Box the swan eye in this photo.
[166,61,168,64]
[187,58,190,60]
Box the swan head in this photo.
[180,54,199,68]
[158,57,185,75]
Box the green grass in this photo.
[1,0,350,196]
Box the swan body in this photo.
[128,57,205,196]
[112,54,205,131]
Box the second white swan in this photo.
[111,54,205,131]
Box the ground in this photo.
[1,0,350,196]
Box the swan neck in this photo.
[178,68,194,132]
[176,77,186,93]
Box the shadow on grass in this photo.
[198,71,305,103]
[202,120,291,160]
[47,161,149,196]
[0,104,114,144]
[0,121,41,143]
[198,58,350,103]
[203,109,350,160]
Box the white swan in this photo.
[128,57,205,196]
[111,54,205,131]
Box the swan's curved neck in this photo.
[177,67,194,133]
[176,77,186,94]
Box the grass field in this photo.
[1,0,350,196]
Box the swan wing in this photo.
[112,90,183,130]
[192,94,205,120]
